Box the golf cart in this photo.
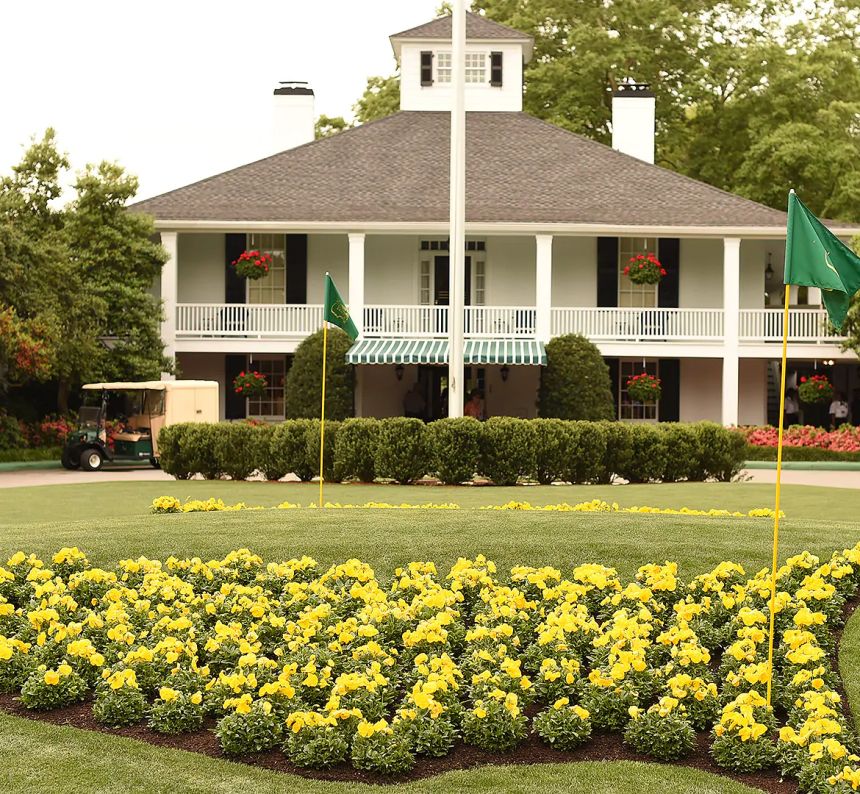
[61,380,218,471]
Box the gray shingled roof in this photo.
[390,11,533,42]
[130,111,790,228]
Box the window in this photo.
[490,52,503,86]
[420,51,433,86]
[246,234,286,304]
[420,260,431,305]
[419,240,486,305]
[619,360,658,421]
[246,357,287,419]
[618,237,658,308]
[465,52,486,83]
[436,52,452,83]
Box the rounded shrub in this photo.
[374,418,429,483]
[213,422,261,480]
[538,334,615,420]
[479,417,535,485]
[617,424,668,483]
[335,418,380,482]
[270,419,316,481]
[182,423,223,479]
[157,423,192,479]
[285,328,354,420]
[596,421,633,484]
[659,423,701,482]
[695,421,746,481]
[305,419,341,483]
[256,423,287,481]
[427,417,482,484]
[530,419,571,484]
[565,421,609,483]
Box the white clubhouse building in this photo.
[133,12,858,426]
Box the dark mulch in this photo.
[0,693,793,792]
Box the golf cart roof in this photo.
[81,380,218,391]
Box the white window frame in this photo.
[619,359,659,422]
[465,52,486,83]
[418,239,485,305]
[436,51,452,84]
[435,51,488,84]
[618,237,659,308]
[246,233,286,304]
[246,355,287,420]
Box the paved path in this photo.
[740,468,860,489]
[0,466,173,489]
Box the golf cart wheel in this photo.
[80,448,104,472]
[61,449,80,470]
[150,457,161,469]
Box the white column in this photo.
[348,233,365,337]
[447,0,466,418]
[160,231,178,381]
[535,234,553,343]
[722,237,741,426]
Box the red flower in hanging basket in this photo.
[233,370,268,398]
[624,253,665,285]
[798,374,833,404]
[626,372,662,403]
[232,250,273,280]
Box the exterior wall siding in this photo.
[308,234,348,302]
[551,236,596,307]
[679,359,723,422]
[177,233,226,303]
[679,239,723,308]
[738,358,767,426]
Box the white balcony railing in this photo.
[738,309,843,343]
[551,307,725,341]
[176,303,324,338]
[362,305,536,338]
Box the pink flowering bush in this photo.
[739,425,860,453]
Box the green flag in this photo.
[784,191,860,329]
[323,273,358,341]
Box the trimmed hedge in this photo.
[744,443,860,463]
[158,419,745,484]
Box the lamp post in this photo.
[448,0,466,417]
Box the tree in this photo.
[353,74,401,124]
[285,328,355,420]
[538,334,615,420]
[0,130,170,411]
[315,115,351,139]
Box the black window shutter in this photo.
[605,357,620,419]
[597,237,619,307]
[490,52,503,86]
[420,52,433,86]
[658,359,680,422]
[225,354,247,420]
[285,234,307,304]
[225,234,246,304]
[657,238,680,308]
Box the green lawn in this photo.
[2,478,860,793]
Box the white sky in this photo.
[0,0,441,200]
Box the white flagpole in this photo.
[448,0,466,417]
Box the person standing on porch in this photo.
[784,389,800,427]
[464,389,484,420]
[403,383,426,420]
[829,392,850,429]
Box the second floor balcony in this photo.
[175,303,845,348]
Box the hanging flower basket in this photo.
[798,375,834,404]
[626,372,662,403]
[624,254,667,285]
[232,250,272,280]
[233,371,267,399]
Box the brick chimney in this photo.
[272,81,315,152]
[611,82,655,164]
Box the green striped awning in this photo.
[346,338,546,366]
[464,339,546,365]
[346,338,448,365]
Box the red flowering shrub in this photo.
[0,307,54,385]
[233,371,267,399]
[623,254,666,285]
[797,375,834,404]
[232,250,272,280]
[626,373,662,403]
[739,424,860,452]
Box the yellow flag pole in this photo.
[765,284,791,707]
[318,321,328,508]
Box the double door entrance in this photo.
[433,255,471,334]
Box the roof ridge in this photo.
[516,112,787,218]
[389,10,532,42]
[129,112,407,209]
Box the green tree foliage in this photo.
[538,334,615,420]
[285,328,355,420]
[315,115,351,139]
[353,74,401,124]
[0,130,169,407]
[471,1,860,220]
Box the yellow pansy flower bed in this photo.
[0,544,858,783]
